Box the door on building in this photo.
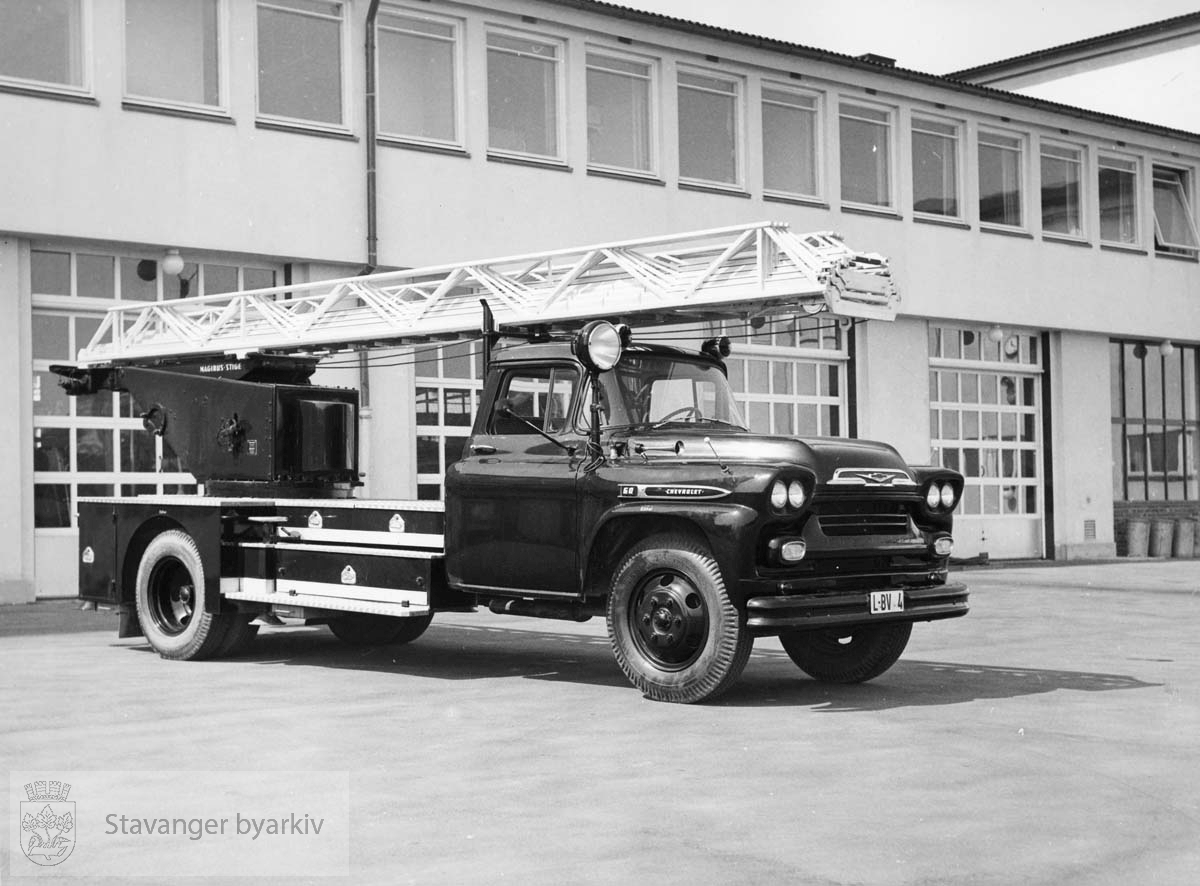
[722,315,848,437]
[929,325,1044,559]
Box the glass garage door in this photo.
[929,325,1044,559]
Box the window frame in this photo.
[1111,338,1199,502]
[376,5,465,150]
[761,81,822,201]
[484,27,567,164]
[122,0,228,115]
[1097,152,1140,248]
[584,46,659,178]
[977,128,1027,231]
[838,99,895,211]
[676,65,744,190]
[0,0,93,99]
[255,0,351,133]
[1151,164,1200,257]
[1039,139,1086,240]
[910,113,963,220]
[414,341,484,501]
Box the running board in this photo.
[221,577,430,618]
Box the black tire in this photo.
[328,612,433,646]
[214,615,260,657]
[606,534,752,704]
[779,622,912,683]
[134,529,231,660]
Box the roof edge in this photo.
[947,10,1200,80]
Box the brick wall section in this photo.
[1113,501,1200,556]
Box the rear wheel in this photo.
[606,534,752,703]
[134,529,231,660]
[328,612,433,646]
[779,622,912,683]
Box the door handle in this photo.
[470,443,497,455]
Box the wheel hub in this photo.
[632,573,708,668]
[150,559,194,636]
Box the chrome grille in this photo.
[815,502,911,536]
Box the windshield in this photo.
[589,353,747,431]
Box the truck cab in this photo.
[447,322,967,702]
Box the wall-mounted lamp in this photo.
[986,324,1004,344]
[161,248,185,276]
[1159,340,1176,358]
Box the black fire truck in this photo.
[54,223,967,703]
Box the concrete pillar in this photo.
[0,238,36,603]
[854,316,931,465]
[1047,331,1117,559]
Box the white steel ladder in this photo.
[76,222,899,366]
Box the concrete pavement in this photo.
[2,560,1198,885]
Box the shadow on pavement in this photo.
[720,650,1162,710]
[118,622,1160,709]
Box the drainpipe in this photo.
[365,0,381,273]
[358,0,382,495]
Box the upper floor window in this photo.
[126,0,221,109]
[839,102,892,209]
[1041,142,1083,238]
[978,130,1024,228]
[586,51,655,174]
[1098,154,1139,246]
[1152,166,1200,257]
[762,85,818,198]
[257,0,345,127]
[677,69,741,187]
[0,0,85,91]
[486,30,563,160]
[378,9,461,145]
[911,116,960,218]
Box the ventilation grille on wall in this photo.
[1084,519,1097,541]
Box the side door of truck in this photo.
[445,362,585,596]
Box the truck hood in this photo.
[620,428,912,483]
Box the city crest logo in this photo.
[20,779,75,866]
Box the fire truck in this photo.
[54,222,967,703]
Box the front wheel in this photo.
[134,529,230,660]
[779,622,912,683]
[328,612,433,646]
[607,534,752,703]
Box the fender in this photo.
[584,501,759,595]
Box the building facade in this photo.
[2,0,1199,602]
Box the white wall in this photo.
[0,1,365,263]
[1047,331,1119,559]
[0,239,36,603]
[854,317,932,465]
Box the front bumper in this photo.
[744,582,969,633]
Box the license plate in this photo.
[870,590,904,614]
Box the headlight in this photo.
[925,484,941,509]
[771,480,788,510]
[787,480,806,509]
[939,483,956,509]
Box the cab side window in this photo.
[490,365,580,435]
